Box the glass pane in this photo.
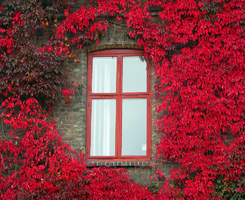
[122,98,147,156]
[123,56,147,93]
[91,99,116,156]
[92,57,117,93]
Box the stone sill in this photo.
[86,161,152,167]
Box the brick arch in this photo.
[87,44,143,53]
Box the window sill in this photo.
[86,161,152,167]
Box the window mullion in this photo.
[118,55,122,95]
[117,96,122,159]
[117,55,123,159]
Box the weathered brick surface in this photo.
[53,18,175,185]
[0,0,176,186]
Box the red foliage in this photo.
[1,0,244,199]
[0,0,73,106]
[0,96,154,199]
[58,0,244,198]
[62,81,78,104]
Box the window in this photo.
[86,49,151,161]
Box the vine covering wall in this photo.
[0,0,244,199]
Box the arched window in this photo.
[86,49,151,161]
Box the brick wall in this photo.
[53,17,176,185]
[0,0,176,187]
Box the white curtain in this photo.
[91,99,116,156]
[92,57,117,93]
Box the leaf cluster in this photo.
[57,0,244,198]
[0,0,244,199]
[0,0,74,107]
[0,96,155,199]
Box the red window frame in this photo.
[86,49,151,161]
